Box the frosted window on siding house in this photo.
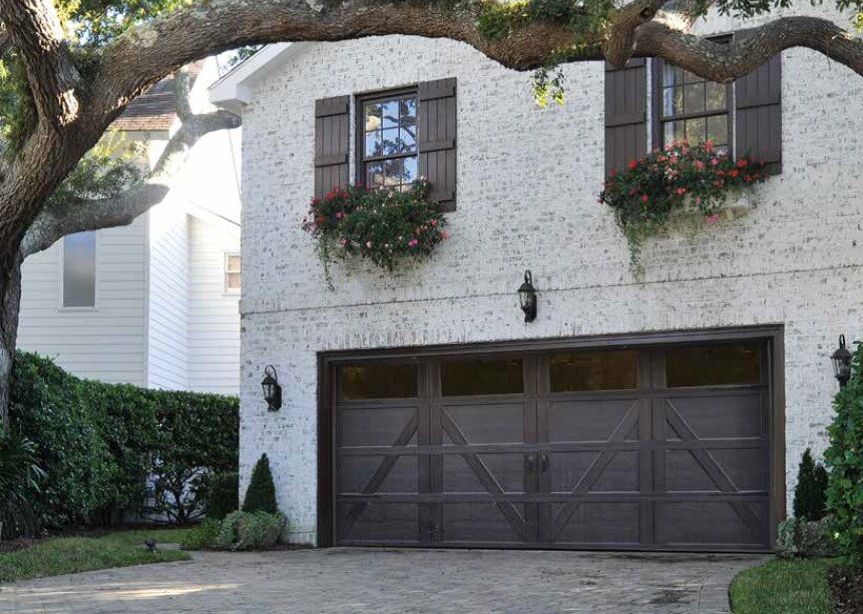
[63,232,96,307]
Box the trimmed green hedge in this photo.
[8,351,238,533]
[826,340,863,564]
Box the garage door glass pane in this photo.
[666,344,761,387]
[340,364,417,399]
[549,350,638,392]
[441,359,523,396]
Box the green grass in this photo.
[730,558,835,614]
[0,528,194,584]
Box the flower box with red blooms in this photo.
[302,179,449,277]
[598,140,768,269]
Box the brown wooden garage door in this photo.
[331,340,773,551]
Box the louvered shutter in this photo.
[604,59,647,176]
[735,33,782,175]
[418,78,457,212]
[314,96,350,198]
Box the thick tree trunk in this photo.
[0,251,23,431]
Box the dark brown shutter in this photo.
[735,33,782,174]
[604,59,647,176]
[314,95,350,198]
[418,78,457,212]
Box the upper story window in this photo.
[658,63,731,155]
[62,231,96,308]
[225,253,241,294]
[604,43,782,176]
[359,91,418,191]
[314,79,457,211]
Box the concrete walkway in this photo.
[0,548,763,614]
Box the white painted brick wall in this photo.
[235,8,863,543]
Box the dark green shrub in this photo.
[826,340,863,564]
[10,352,119,528]
[214,511,283,550]
[0,431,46,539]
[207,472,239,520]
[776,516,836,559]
[793,448,829,521]
[242,454,278,514]
[180,518,222,550]
[146,390,239,523]
[8,351,239,535]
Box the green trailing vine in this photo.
[598,140,768,273]
[302,180,449,284]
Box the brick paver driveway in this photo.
[0,548,762,614]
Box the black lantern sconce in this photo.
[518,270,538,323]
[261,365,282,412]
[831,335,853,389]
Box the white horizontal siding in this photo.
[187,216,240,396]
[146,199,190,390]
[17,219,148,386]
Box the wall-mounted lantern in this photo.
[831,335,853,389]
[518,270,537,323]
[262,365,282,411]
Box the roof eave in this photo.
[209,43,303,113]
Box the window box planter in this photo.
[302,179,449,283]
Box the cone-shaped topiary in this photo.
[242,453,278,514]
[793,448,828,521]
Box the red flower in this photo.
[609,170,617,178]
[676,187,687,196]
[737,159,748,168]
[628,159,639,170]
[640,194,649,203]
[729,169,739,178]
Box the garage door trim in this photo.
[317,325,786,551]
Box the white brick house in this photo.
[211,5,863,550]
[18,58,243,396]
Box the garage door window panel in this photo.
[665,344,762,388]
[441,358,524,396]
[340,364,418,399]
[549,350,638,392]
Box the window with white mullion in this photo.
[225,253,241,294]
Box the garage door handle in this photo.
[540,453,549,473]
[524,453,535,472]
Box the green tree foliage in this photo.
[0,431,46,539]
[793,448,828,521]
[47,132,144,207]
[8,351,238,534]
[207,472,239,520]
[242,454,278,515]
[825,340,863,564]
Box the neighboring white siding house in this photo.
[18,57,242,396]
[212,4,863,550]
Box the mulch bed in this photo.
[828,565,863,614]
